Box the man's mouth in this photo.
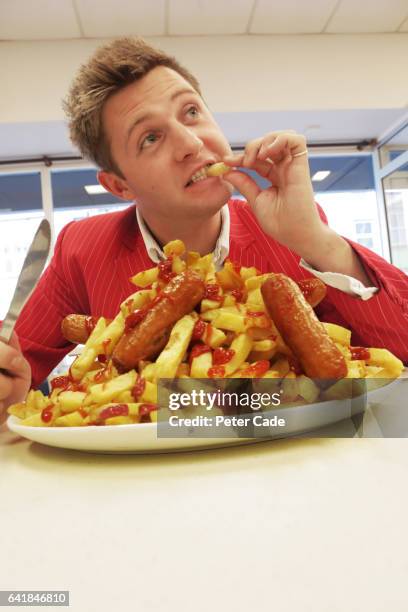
[185,163,213,187]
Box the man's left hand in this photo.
[223,130,373,286]
[223,130,325,258]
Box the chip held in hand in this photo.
[206,162,231,177]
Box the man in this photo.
[1,36,407,422]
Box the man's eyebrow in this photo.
[126,87,198,145]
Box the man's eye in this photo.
[187,106,199,118]
[141,133,158,149]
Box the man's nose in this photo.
[172,124,203,161]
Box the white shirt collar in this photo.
[135,205,230,270]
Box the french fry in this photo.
[211,309,271,333]
[140,363,157,382]
[346,360,366,378]
[246,287,267,310]
[206,162,230,177]
[9,238,403,429]
[154,313,197,380]
[86,370,137,405]
[57,391,87,413]
[190,350,213,378]
[187,253,213,278]
[367,348,404,378]
[120,288,156,317]
[297,376,320,403]
[249,338,278,361]
[54,411,87,427]
[163,240,185,257]
[216,261,243,291]
[201,299,222,312]
[105,416,133,425]
[245,273,271,291]
[280,372,299,403]
[20,413,50,427]
[239,266,259,281]
[172,256,186,274]
[130,266,159,287]
[323,323,352,346]
[270,357,290,378]
[223,333,253,376]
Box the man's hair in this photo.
[63,37,201,175]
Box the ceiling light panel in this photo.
[169,0,254,35]
[0,0,80,40]
[76,0,166,37]
[84,185,108,195]
[326,0,408,33]
[250,0,338,34]
[312,170,331,181]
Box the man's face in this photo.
[100,66,233,222]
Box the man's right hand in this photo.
[0,333,31,424]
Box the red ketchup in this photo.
[158,259,175,283]
[139,403,158,423]
[132,376,146,401]
[50,376,71,391]
[94,367,108,383]
[213,347,235,365]
[99,404,129,421]
[246,310,265,317]
[204,283,222,302]
[207,365,226,378]
[241,360,270,378]
[41,407,53,423]
[189,343,211,365]
[231,288,244,303]
[350,347,370,361]
[85,316,98,337]
[125,309,146,331]
[124,295,163,332]
[124,298,134,312]
[192,319,206,341]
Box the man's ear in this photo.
[98,170,135,201]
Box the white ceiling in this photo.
[0,0,407,40]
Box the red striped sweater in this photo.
[15,200,408,387]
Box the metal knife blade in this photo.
[0,218,51,343]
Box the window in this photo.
[51,168,131,240]
[379,123,408,168]
[354,220,374,249]
[382,163,408,272]
[355,222,372,234]
[233,153,383,256]
[0,171,43,318]
[309,155,383,257]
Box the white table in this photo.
[1,378,408,612]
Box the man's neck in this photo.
[140,210,223,255]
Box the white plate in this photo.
[7,391,368,454]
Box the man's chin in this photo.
[196,181,233,206]
[188,193,230,217]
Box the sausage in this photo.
[61,315,106,345]
[112,270,205,372]
[297,278,327,308]
[261,274,347,379]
